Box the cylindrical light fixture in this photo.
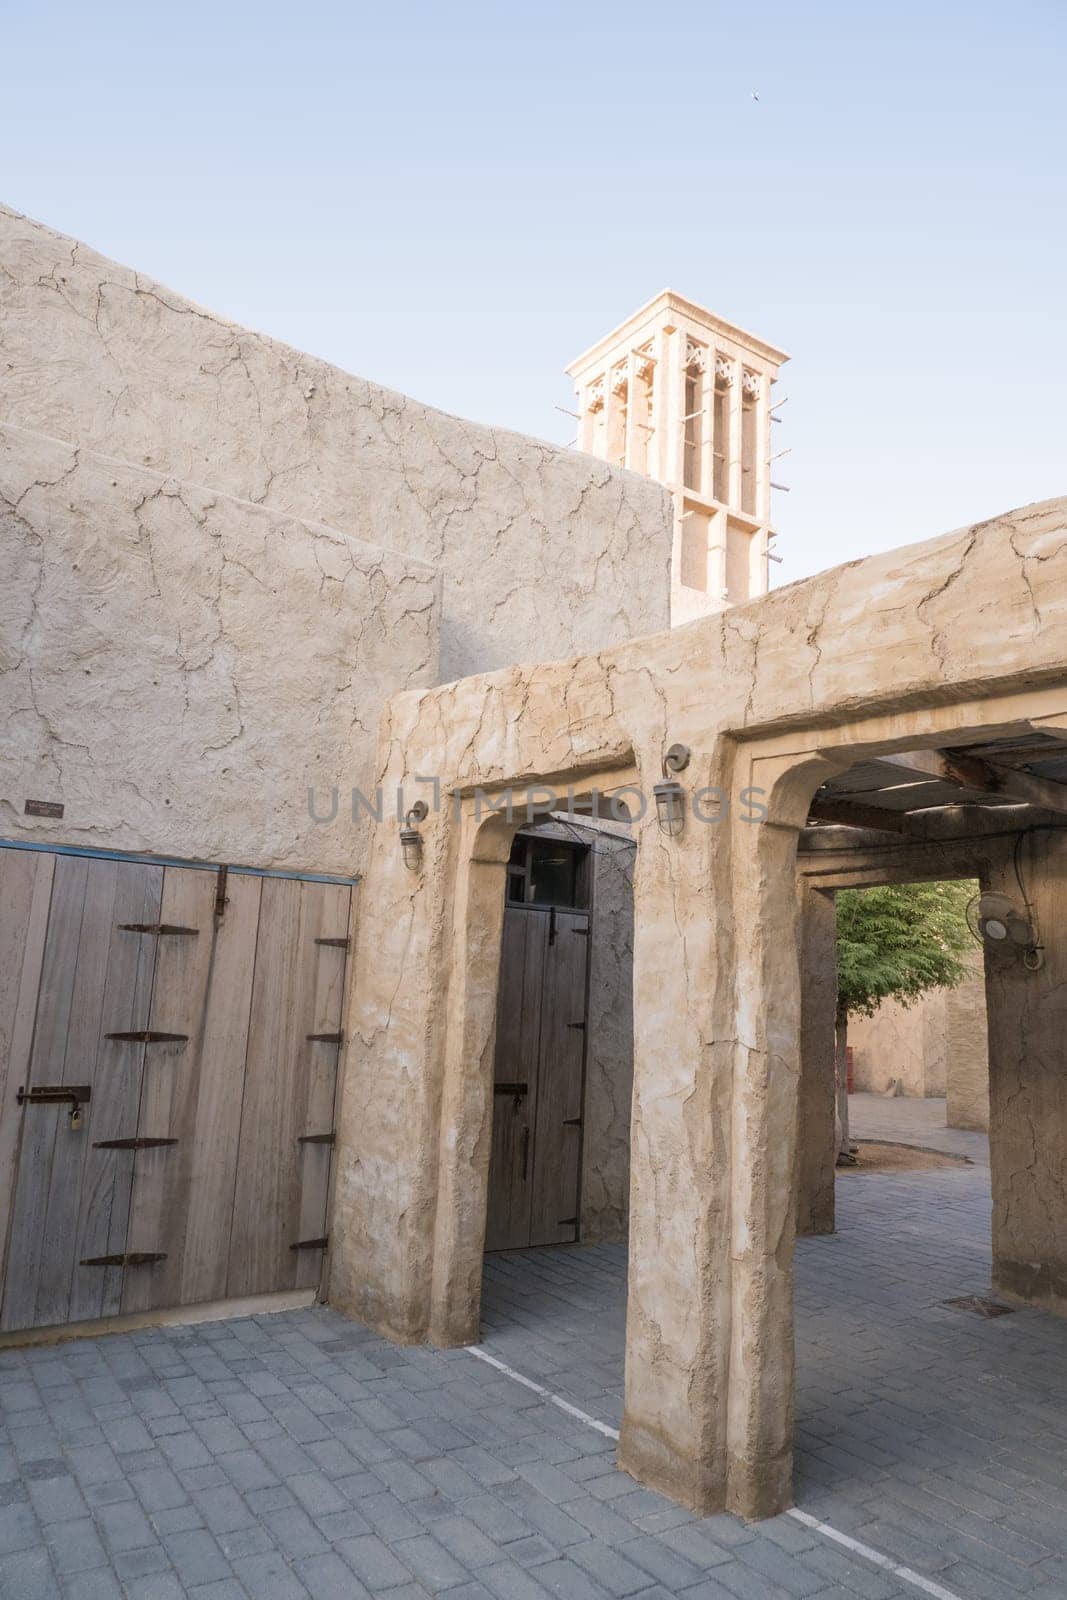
[399,800,428,870]
[654,743,690,837]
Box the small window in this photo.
[506,834,589,910]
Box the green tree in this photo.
[833,880,975,1162]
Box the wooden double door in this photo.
[485,903,589,1251]
[0,846,352,1333]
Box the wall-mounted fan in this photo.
[966,892,1043,968]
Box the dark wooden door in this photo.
[530,910,588,1245]
[486,905,589,1251]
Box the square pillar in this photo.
[985,831,1067,1312]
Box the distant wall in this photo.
[0,205,674,683]
[849,994,945,1097]
[945,960,990,1131]
[0,423,438,875]
[849,954,988,1126]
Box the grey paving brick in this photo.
[133,1467,190,1514]
[159,1529,233,1587]
[27,1474,90,1525]
[266,1505,330,1560]
[431,1513,501,1569]
[56,1571,124,1600]
[229,1550,311,1598]
[122,1575,187,1600]
[287,1470,349,1517]
[110,1545,172,1582]
[567,1542,652,1596]
[481,1561,555,1600]
[0,1545,60,1600]
[393,1532,472,1591]
[337,1531,415,1588]
[296,1550,374,1600]
[42,1517,108,1577]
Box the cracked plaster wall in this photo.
[0,205,674,683]
[0,422,439,873]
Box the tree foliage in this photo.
[835,880,975,1020]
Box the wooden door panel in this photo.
[0,849,55,1291]
[529,911,589,1247]
[122,868,262,1313]
[227,879,351,1298]
[68,862,161,1323]
[1,855,162,1331]
[294,884,351,1291]
[485,908,546,1252]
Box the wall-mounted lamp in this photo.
[653,744,690,837]
[399,800,429,870]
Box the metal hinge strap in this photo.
[118,924,199,936]
[298,1132,335,1145]
[80,1252,166,1267]
[315,936,351,949]
[92,1137,178,1151]
[306,1032,343,1044]
[105,1031,188,1043]
[289,1237,328,1251]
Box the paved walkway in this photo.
[4,1105,1067,1599]
[849,1093,989,1165]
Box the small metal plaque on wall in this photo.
[24,798,64,818]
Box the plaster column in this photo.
[796,883,837,1237]
[985,831,1067,1313]
[330,784,453,1343]
[617,765,735,1515]
[619,751,830,1521]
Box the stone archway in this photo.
[329,497,1067,1519]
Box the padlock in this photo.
[69,1103,82,1131]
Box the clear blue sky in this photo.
[3,0,1064,587]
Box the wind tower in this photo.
[565,290,789,624]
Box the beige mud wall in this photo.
[0,423,438,874]
[849,993,947,1095]
[944,959,989,1131]
[848,953,988,1127]
[0,205,674,682]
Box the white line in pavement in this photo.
[463,1344,965,1600]
[786,1510,964,1600]
[464,1344,621,1439]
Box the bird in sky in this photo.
[751,89,760,101]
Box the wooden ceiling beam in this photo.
[882,748,1067,817]
[807,797,911,833]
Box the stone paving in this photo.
[3,1098,1067,1599]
